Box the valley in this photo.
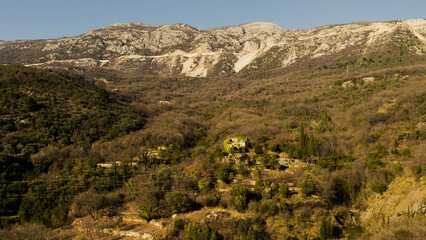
[0,19,425,239]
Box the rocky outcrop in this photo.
[1,19,425,77]
[360,177,426,233]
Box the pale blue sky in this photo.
[0,0,424,41]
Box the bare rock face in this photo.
[1,19,425,77]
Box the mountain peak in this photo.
[208,22,285,35]
[157,23,200,32]
[90,22,157,33]
[106,22,152,28]
[240,22,285,31]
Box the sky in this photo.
[0,0,425,41]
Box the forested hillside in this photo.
[0,65,146,227]
[0,19,425,240]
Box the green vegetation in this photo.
[371,180,388,194]
[223,137,247,153]
[165,191,194,214]
[230,185,251,212]
[183,222,220,240]
[298,178,318,197]
[319,218,341,240]
[0,65,145,226]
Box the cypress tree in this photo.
[300,123,306,155]
[308,133,316,157]
[319,218,334,240]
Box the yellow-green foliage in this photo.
[223,137,247,153]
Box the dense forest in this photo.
[0,65,146,227]
[0,37,425,239]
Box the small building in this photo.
[223,137,250,153]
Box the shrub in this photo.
[0,223,55,240]
[279,184,290,198]
[96,88,109,104]
[258,199,278,217]
[70,190,103,218]
[281,143,303,159]
[393,229,413,240]
[410,165,422,175]
[319,218,333,240]
[198,179,212,193]
[165,191,193,214]
[151,168,173,191]
[233,218,269,240]
[196,194,220,207]
[365,152,384,172]
[329,177,362,205]
[371,180,387,194]
[183,222,221,240]
[261,187,273,199]
[217,164,234,184]
[261,155,279,169]
[394,163,404,175]
[139,204,154,221]
[237,164,251,177]
[381,169,395,184]
[299,178,318,197]
[319,218,341,240]
[230,185,250,212]
[168,219,187,237]
[317,152,353,172]
[208,147,226,162]
[401,149,413,158]
[136,188,160,221]
[253,145,263,154]
[17,178,81,227]
[347,225,364,240]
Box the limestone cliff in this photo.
[0,19,425,77]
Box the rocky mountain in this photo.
[1,19,425,77]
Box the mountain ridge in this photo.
[0,19,425,77]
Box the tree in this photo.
[96,88,109,104]
[307,133,317,157]
[217,164,234,184]
[151,168,173,191]
[258,199,278,216]
[261,155,279,169]
[24,97,40,112]
[299,124,306,155]
[329,177,354,205]
[279,184,290,198]
[319,217,341,240]
[319,218,334,240]
[299,178,317,197]
[165,191,193,213]
[231,185,250,212]
[183,222,220,240]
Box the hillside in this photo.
[0,19,425,78]
[0,19,425,239]
[0,65,146,222]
